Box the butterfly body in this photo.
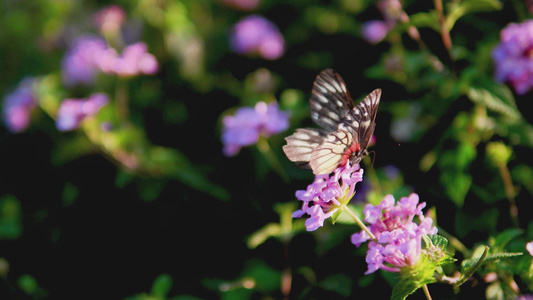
[340,140,362,167]
[283,69,381,175]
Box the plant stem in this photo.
[437,226,471,257]
[344,205,376,242]
[282,241,292,300]
[257,137,290,183]
[498,164,518,226]
[115,78,129,122]
[455,246,490,288]
[422,284,433,300]
[365,158,383,197]
[434,0,453,52]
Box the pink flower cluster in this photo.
[62,36,158,86]
[230,15,285,60]
[492,20,533,95]
[293,161,364,231]
[2,78,36,133]
[56,93,109,131]
[93,5,126,35]
[361,0,403,44]
[351,193,438,274]
[222,101,289,156]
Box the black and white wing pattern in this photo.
[309,69,354,132]
[283,68,381,175]
[309,89,381,175]
[282,128,328,169]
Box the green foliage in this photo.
[2,0,533,299]
[391,235,455,300]
[18,274,48,299]
[0,195,22,240]
[247,202,305,248]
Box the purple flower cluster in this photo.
[351,193,438,274]
[293,161,364,231]
[62,36,158,86]
[361,21,390,45]
[492,20,533,95]
[62,36,108,86]
[56,93,109,131]
[222,101,289,156]
[2,78,37,133]
[361,0,403,44]
[230,15,285,60]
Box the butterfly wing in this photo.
[309,89,381,175]
[341,88,381,153]
[310,69,354,132]
[283,128,328,169]
[309,129,353,175]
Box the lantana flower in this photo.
[62,37,158,86]
[361,20,390,44]
[62,36,109,86]
[2,78,37,133]
[351,193,438,274]
[492,20,533,95]
[292,161,364,231]
[230,15,285,60]
[102,42,159,77]
[221,101,289,156]
[56,93,109,131]
[93,5,126,36]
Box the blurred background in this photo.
[1,0,533,299]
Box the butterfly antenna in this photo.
[368,150,377,167]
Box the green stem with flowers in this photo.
[343,205,377,242]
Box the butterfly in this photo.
[282,69,381,175]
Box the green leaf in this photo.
[0,195,22,240]
[461,252,523,270]
[424,234,449,250]
[151,274,173,298]
[333,204,362,225]
[62,182,79,207]
[241,260,281,292]
[446,0,503,31]
[319,274,352,297]
[466,84,519,119]
[390,279,418,300]
[17,274,48,298]
[491,228,524,251]
[423,235,457,266]
[409,10,441,32]
[443,172,472,207]
[246,223,281,249]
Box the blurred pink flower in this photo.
[222,101,289,156]
[2,78,37,133]
[361,20,389,44]
[230,15,284,60]
[93,5,126,35]
[492,20,533,95]
[56,93,109,131]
